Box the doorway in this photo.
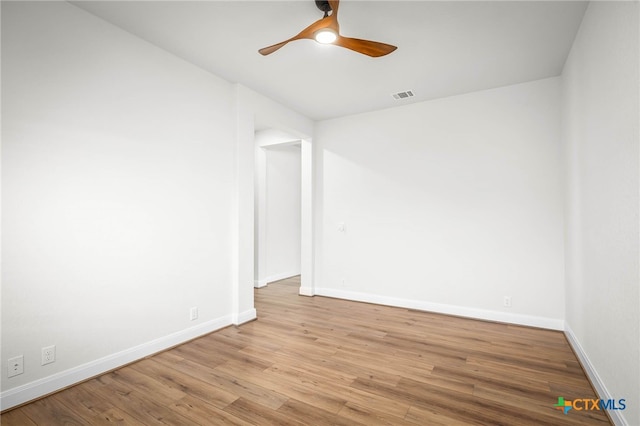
[253,127,313,295]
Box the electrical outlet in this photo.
[190,307,198,321]
[42,345,56,365]
[503,296,512,308]
[8,355,24,378]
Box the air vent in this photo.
[392,90,414,100]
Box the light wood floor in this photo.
[2,276,610,425]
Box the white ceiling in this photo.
[72,1,588,121]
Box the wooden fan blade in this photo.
[328,0,340,16]
[334,36,397,57]
[259,13,339,56]
[259,40,292,56]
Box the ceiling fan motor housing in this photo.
[315,0,332,14]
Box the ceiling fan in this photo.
[259,0,397,57]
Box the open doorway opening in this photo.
[254,129,302,288]
[233,85,314,323]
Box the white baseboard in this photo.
[314,287,564,330]
[263,271,301,285]
[298,286,314,296]
[234,308,257,325]
[254,279,268,288]
[564,323,628,426]
[0,315,233,412]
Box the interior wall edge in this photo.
[564,322,627,426]
[235,308,258,326]
[299,286,314,297]
[254,279,269,288]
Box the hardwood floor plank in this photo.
[466,354,592,387]
[277,398,356,426]
[19,392,88,425]
[130,357,238,409]
[151,353,240,409]
[82,373,193,425]
[0,407,38,425]
[432,364,552,395]
[398,376,606,426]
[1,277,611,425]
[394,376,562,426]
[169,395,252,426]
[111,365,187,403]
[266,361,357,389]
[240,346,361,388]
[157,353,288,411]
[405,404,478,426]
[222,397,306,426]
[337,401,414,425]
[51,384,140,424]
[220,362,349,414]
[472,385,610,425]
[263,361,413,419]
[204,367,289,410]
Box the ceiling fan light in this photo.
[315,29,337,44]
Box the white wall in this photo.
[1,1,239,408]
[265,145,302,281]
[314,77,565,329]
[562,2,639,425]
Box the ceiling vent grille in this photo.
[392,90,414,100]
